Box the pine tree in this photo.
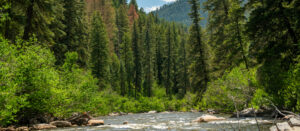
[246,0,300,107]
[165,26,172,95]
[53,0,88,67]
[178,32,189,96]
[132,21,142,98]
[116,5,129,58]
[156,26,165,86]
[22,0,62,45]
[130,0,138,10]
[144,19,153,97]
[120,32,134,96]
[90,12,109,87]
[0,0,11,38]
[171,23,179,94]
[189,0,209,101]
[204,0,231,76]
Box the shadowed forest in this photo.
[0,0,299,127]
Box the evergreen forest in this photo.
[0,0,299,127]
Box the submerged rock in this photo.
[123,121,128,125]
[88,120,104,126]
[50,121,72,127]
[193,114,225,122]
[32,124,56,130]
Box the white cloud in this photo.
[145,6,160,12]
[162,0,176,2]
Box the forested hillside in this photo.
[154,0,207,26]
[0,0,299,128]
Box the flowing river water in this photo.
[44,112,274,131]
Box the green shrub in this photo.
[201,64,258,112]
[282,57,300,112]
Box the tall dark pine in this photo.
[132,21,142,98]
[90,12,109,87]
[172,24,179,94]
[165,26,172,95]
[189,0,209,101]
[53,0,88,67]
[116,5,129,58]
[156,26,165,85]
[144,20,153,97]
[22,0,59,44]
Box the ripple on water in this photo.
[43,112,273,131]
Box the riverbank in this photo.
[2,109,295,131]
[1,112,277,131]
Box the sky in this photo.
[127,0,176,13]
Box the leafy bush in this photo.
[201,64,258,112]
[0,38,28,126]
[282,57,300,112]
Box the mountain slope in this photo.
[154,0,207,26]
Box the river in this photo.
[44,112,274,131]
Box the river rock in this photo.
[148,111,157,114]
[207,109,216,114]
[68,112,93,126]
[123,121,128,125]
[270,122,293,131]
[0,127,15,131]
[88,120,104,126]
[50,121,72,127]
[193,115,225,122]
[32,124,56,130]
[16,126,28,131]
[289,118,300,126]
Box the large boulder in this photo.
[88,120,104,126]
[50,121,72,127]
[289,118,300,127]
[193,115,225,122]
[68,112,93,126]
[32,124,56,130]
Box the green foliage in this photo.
[0,37,27,126]
[282,57,300,111]
[0,37,99,125]
[201,65,258,112]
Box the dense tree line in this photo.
[0,0,299,127]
